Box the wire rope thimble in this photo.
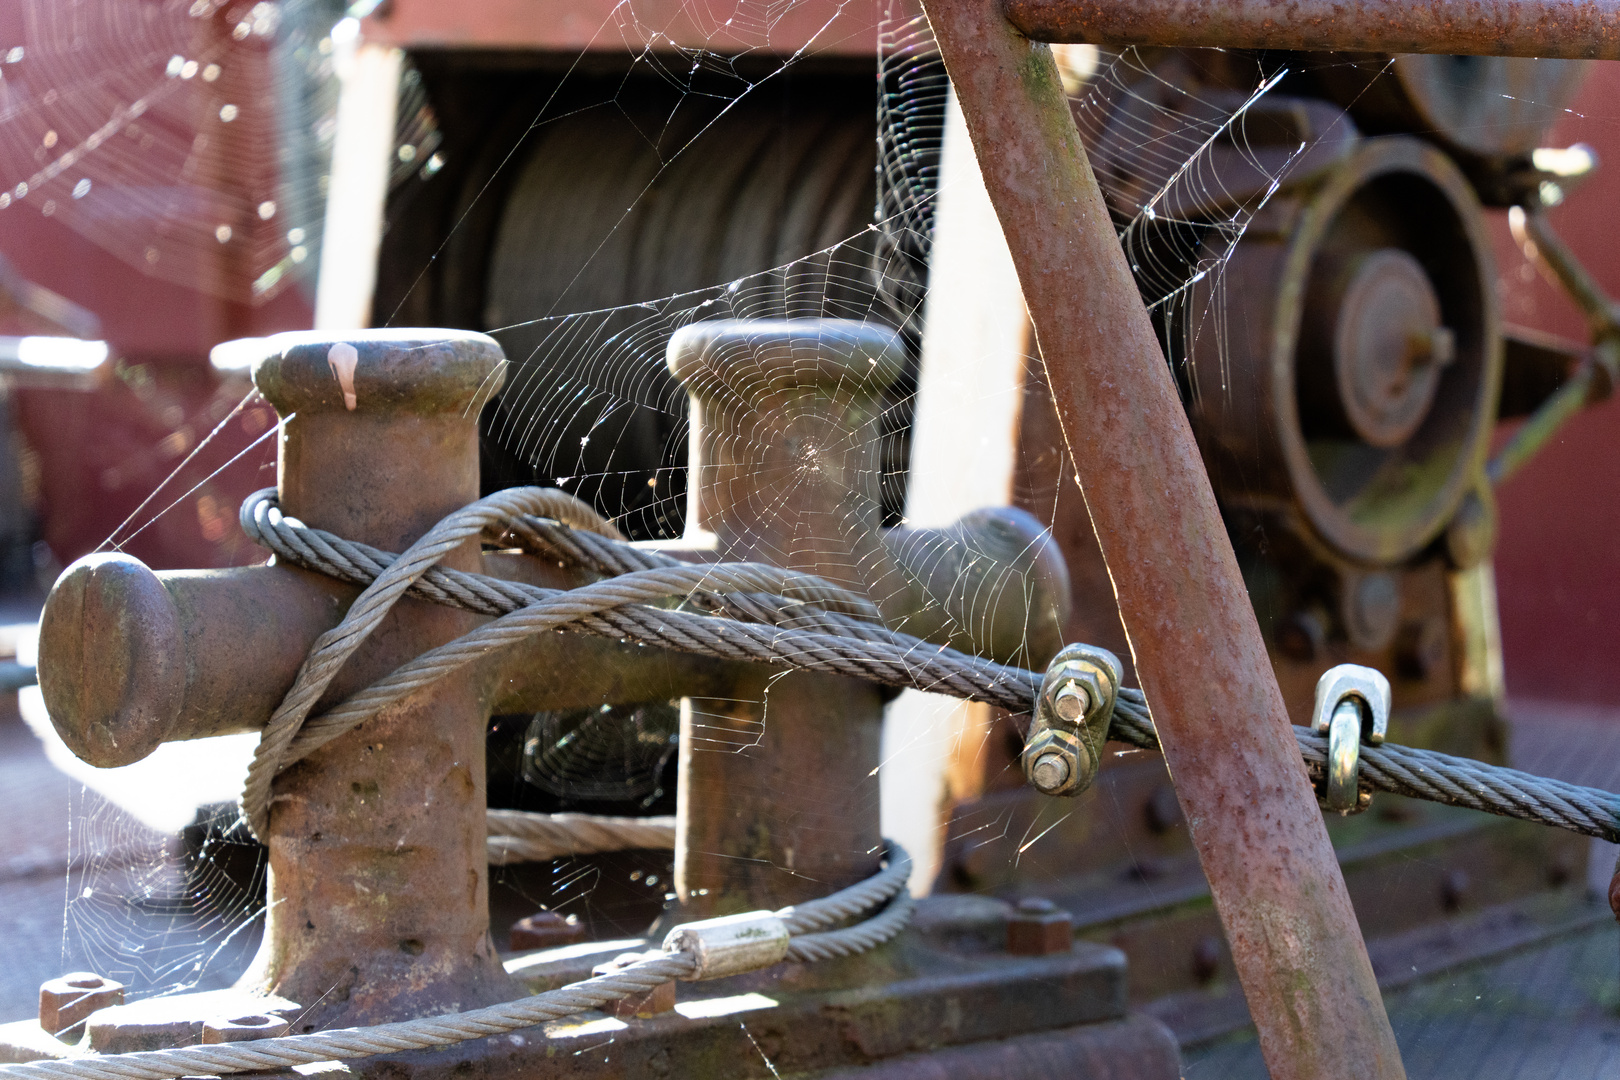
[1022,644,1123,797]
[1311,664,1391,815]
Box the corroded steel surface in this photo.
[917,0,1404,1076]
[667,320,901,917]
[1004,0,1620,59]
[37,321,1081,1053]
[241,330,518,1028]
[664,319,1069,919]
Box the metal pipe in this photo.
[1488,209,1620,484]
[1488,350,1605,484]
[1003,0,1620,59]
[1517,208,1620,336]
[916,2,1405,1077]
[37,552,745,767]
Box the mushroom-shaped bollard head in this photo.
[38,554,184,768]
[250,328,506,418]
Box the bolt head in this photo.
[1006,898,1073,956]
[1030,752,1070,792]
[1040,658,1111,731]
[1052,680,1090,723]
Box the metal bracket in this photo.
[1311,664,1391,814]
[1022,644,1122,797]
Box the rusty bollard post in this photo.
[237,332,515,1023]
[667,321,906,915]
[38,330,747,1034]
[45,331,519,1027]
[38,322,1073,1046]
[666,319,1072,918]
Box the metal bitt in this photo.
[36,324,1075,1044]
[1023,644,1120,797]
[1001,0,1620,59]
[1311,665,1392,815]
[666,319,1070,917]
[35,330,750,1032]
[916,0,1405,1076]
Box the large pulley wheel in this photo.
[1185,136,1501,566]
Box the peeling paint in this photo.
[327,342,360,410]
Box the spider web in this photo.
[0,0,1606,1070]
[0,3,1366,1008]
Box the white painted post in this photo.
[880,87,1033,894]
[313,20,401,332]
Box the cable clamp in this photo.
[662,910,790,980]
[1022,643,1122,797]
[1311,664,1390,815]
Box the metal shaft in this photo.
[916,3,1405,1076]
[1004,0,1620,59]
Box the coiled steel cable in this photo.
[0,844,913,1080]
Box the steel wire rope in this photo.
[0,845,913,1080]
[241,487,1620,848]
[11,486,1620,1079]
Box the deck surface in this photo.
[3,691,1620,1076]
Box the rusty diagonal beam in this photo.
[912,0,1453,1076]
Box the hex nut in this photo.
[39,973,125,1041]
[1021,728,1092,796]
[1006,897,1073,956]
[592,952,676,1017]
[202,1014,292,1044]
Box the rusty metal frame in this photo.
[899,0,1607,1075]
[1004,0,1620,58]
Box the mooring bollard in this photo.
[36,330,744,1032]
[667,319,1070,917]
[24,323,1099,1073]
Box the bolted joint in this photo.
[1041,662,1110,730]
[1021,728,1092,797]
[1024,643,1122,798]
[1051,679,1092,724]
